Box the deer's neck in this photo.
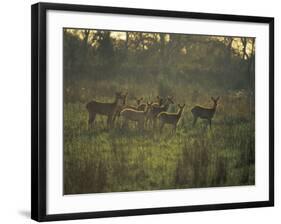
[176,109,183,119]
[212,104,217,114]
[114,98,121,107]
[163,103,170,111]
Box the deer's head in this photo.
[115,92,125,106]
[136,97,143,105]
[166,96,174,105]
[122,92,128,105]
[211,96,220,108]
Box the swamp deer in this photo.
[147,96,174,129]
[135,97,147,111]
[122,97,146,111]
[152,96,164,107]
[158,104,185,133]
[86,92,125,129]
[112,92,128,125]
[120,102,153,130]
[191,96,220,128]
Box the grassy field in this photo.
[63,86,255,194]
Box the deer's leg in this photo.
[122,118,128,129]
[138,120,144,131]
[209,119,212,129]
[146,117,151,129]
[144,117,148,129]
[192,116,198,127]
[112,113,118,128]
[107,115,113,128]
[88,113,95,129]
[153,117,158,130]
[159,121,164,133]
[173,124,177,133]
[112,110,119,126]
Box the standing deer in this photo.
[147,96,174,129]
[86,92,125,129]
[135,97,147,111]
[158,104,185,133]
[120,102,153,130]
[121,97,146,111]
[112,92,128,125]
[191,96,220,128]
[152,96,164,107]
[125,96,164,111]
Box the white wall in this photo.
[0,0,279,223]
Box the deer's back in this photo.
[86,100,116,115]
[191,106,214,119]
[120,109,145,121]
[158,112,179,124]
[137,104,146,111]
[151,105,167,117]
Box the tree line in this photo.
[63,28,255,101]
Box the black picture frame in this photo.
[31,2,274,222]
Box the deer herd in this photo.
[86,91,220,132]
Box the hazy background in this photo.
[63,29,255,103]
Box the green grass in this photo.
[63,94,255,194]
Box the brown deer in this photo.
[123,96,164,112]
[112,92,128,125]
[147,96,174,129]
[191,96,220,128]
[158,104,185,133]
[136,96,163,111]
[121,97,145,111]
[135,97,147,111]
[86,92,125,129]
[120,102,153,130]
[152,96,164,107]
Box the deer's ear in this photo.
[140,97,143,100]
[211,97,215,101]
[216,96,220,101]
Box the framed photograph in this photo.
[31,2,274,222]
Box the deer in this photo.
[125,96,163,112]
[120,102,153,130]
[121,97,145,111]
[147,96,174,129]
[86,92,125,129]
[152,96,164,107]
[191,96,220,128]
[135,97,147,111]
[112,92,128,125]
[158,104,185,133]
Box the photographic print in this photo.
[32,3,274,221]
[63,28,255,195]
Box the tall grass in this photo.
[63,84,254,194]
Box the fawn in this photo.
[147,96,174,128]
[112,92,128,125]
[120,102,153,130]
[191,96,220,128]
[123,97,146,111]
[136,97,147,111]
[86,92,125,129]
[152,96,164,107]
[158,104,185,133]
